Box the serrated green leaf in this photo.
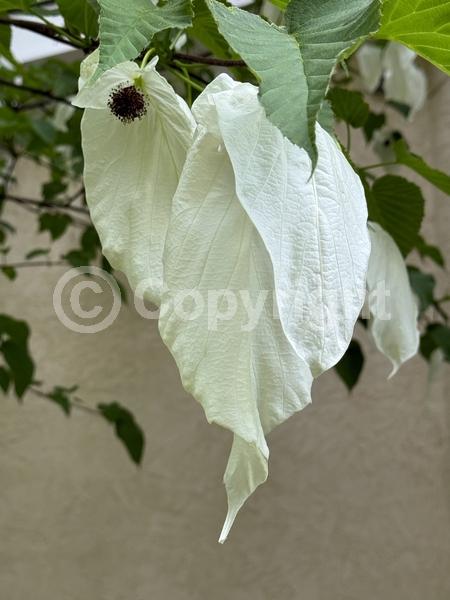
[407,266,436,313]
[335,340,364,390]
[189,0,231,58]
[96,0,192,76]
[285,0,380,150]
[207,0,380,158]
[369,175,425,256]
[206,0,311,153]
[394,138,450,196]
[328,88,369,128]
[56,0,99,38]
[98,402,145,464]
[376,0,450,76]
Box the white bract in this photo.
[159,75,370,540]
[357,42,427,117]
[367,222,419,376]
[73,52,195,304]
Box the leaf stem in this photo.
[167,67,205,93]
[173,52,246,67]
[141,47,156,69]
[360,161,398,171]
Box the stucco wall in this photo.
[1,65,449,599]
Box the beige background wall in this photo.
[1,65,449,599]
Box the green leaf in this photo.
[96,0,193,76]
[407,266,436,313]
[207,0,380,157]
[98,402,145,465]
[0,0,30,9]
[48,386,73,415]
[1,266,16,280]
[369,175,425,256]
[393,138,450,196]
[0,366,10,393]
[328,88,369,128]
[1,340,34,398]
[416,235,445,267]
[420,324,450,362]
[335,340,364,390]
[0,22,15,64]
[56,0,99,38]
[0,314,34,398]
[25,248,50,260]
[39,212,73,240]
[42,179,67,201]
[268,0,289,9]
[189,0,231,58]
[363,111,385,141]
[376,0,450,76]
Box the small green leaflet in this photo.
[96,0,192,77]
[421,324,450,362]
[394,139,450,196]
[328,88,369,128]
[407,266,436,313]
[207,0,380,159]
[39,212,73,241]
[98,402,145,465]
[368,175,425,256]
[0,314,35,398]
[376,0,450,76]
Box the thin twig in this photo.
[0,77,72,105]
[173,52,246,67]
[2,260,66,268]
[0,16,83,48]
[5,194,90,215]
[30,386,100,415]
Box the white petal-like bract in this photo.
[382,42,427,117]
[367,222,419,376]
[212,75,370,376]
[356,43,384,93]
[160,75,369,541]
[75,54,195,304]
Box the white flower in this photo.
[73,53,195,305]
[357,42,427,117]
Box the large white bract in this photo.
[73,53,195,305]
[367,222,420,376]
[160,75,370,540]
